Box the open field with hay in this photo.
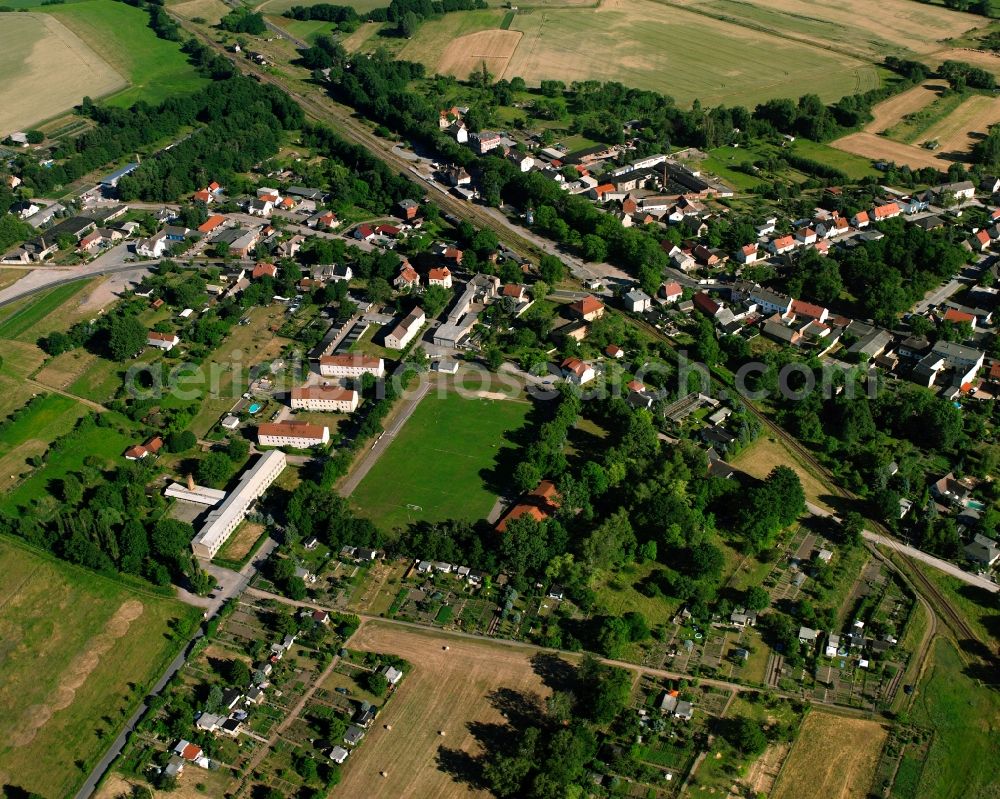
[380,0,874,106]
[0,13,123,136]
[341,0,994,107]
[673,0,986,60]
[866,81,949,134]
[0,538,198,798]
[831,131,951,170]
[438,29,523,80]
[919,93,1000,157]
[337,621,554,799]
[770,711,887,799]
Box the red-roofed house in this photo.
[768,235,796,255]
[376,224,401,238]
[873,202,901,221]
[561,356,595,385]
[502,284,527,302]
[693,292,722,318]
[971,228,992,251]
[569,295,605,321]
[194,189,212,204]
[736,244,759,264]
[394,264,420,290]
[795,227,817,245]
[252,262,277,279]
[605,344,624,359]
[591,183,616,201]
[354,224,375,241]
[208,181,222,193]
[198,214,226,234]
[660,281,683,303]
[786,299,829,323]
[147,331,179,351]
[943,308,976,329]
[428,266,453,288]
[852,211,870,228]
[496,480,560,532]
[313,211,338,229]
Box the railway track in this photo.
[182,16,991,663]
[623,315,993,660]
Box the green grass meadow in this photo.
[0,536,199,798]
[0,280,93,341]
[43,0,207,107]
[350,391,532,531]
[910,638,1000,799]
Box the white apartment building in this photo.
[258,421,330,449]
[290,386,359,413]
[191,450,286,558]
[318,354,385,379]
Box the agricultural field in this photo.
[0,12,123,135]
[675,0,986,60]
[337,620,553,799]
[375,0,875,107]
[167,0,231,25]
[831,75,1000,169]
[349,391,532,531]
[770,711,887,799]
[0,537,198,798]
[42,0,208,108]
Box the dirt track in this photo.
[866,81,947,133]
[336,621,552,799]
[831,131,948,170]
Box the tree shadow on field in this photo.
[530,652,578,693]
[487,687,544,729]
[435,746,489,790]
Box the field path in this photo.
[25,377,109,413]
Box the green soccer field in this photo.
[350,391,533,532]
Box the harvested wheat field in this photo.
[831,131,948,170]
[0,13,124,135]
[771,711,887,799]
[338,621,554,799]
[918,94,1000,156]
[866,81,948,134]
[929,48,1000,78]
[438,30,522,80]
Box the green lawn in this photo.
[0,280,93,341]
[0,536,199,798]
[910,638,1000,799]
[1,410,138,514]
[268,16,338,42]
[0,393,88,495]
[592,560,680,628]
[350,391,532,531]
[44,0,208,107]
[788,138,881,180]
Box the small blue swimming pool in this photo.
[967,500,986,511]
[248,402,262,414]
